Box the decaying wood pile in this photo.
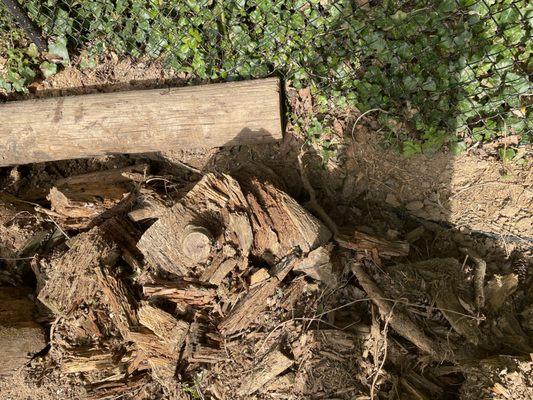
[1,162,532,400]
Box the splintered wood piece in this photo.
[351,261,442,357]
[38,227,119,316]
[87,372,152,400]
[236,349,293,396]
[218,250,300,335]
[485,273,519,312]
[239,175,331,262]
[47,165,146,228]
[128,329,178,392]
[61,348,131,375]
[0,78,282,167]
[434,289,481,346]
[137,302,189,354]
[200,257,239,286]
[128,186,169,222]
[137,173,252,276]
[0,287,46,377]
[293,245,337,287]
[250,268,270,287]
[281,277,308,310]
[143,280,216,309]
[94,266,138,338]
[336,230,409,257]
[128,330,176,357]
[100,217,143,269]
[189,345,228,363]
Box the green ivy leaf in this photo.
[40,61,58,78]
[402,141,422,157]
[498,148,516,162]
[48,38,70,66]
[26,43,39,59]
[450,141,467,155]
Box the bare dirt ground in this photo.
[1,59,531,400]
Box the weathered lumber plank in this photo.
[0,78,282,166]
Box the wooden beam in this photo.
[0,78,282,166]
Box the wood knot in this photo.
[181,225,212,263]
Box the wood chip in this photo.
[293,245,336,287]
[138,302,189,355]
[200,255,241,286]
[189,345,228,364]
[47,165,146,228]
[351,261,443,358]
[94,266,138,338]
[87,372,152,400]
[281,277,308,309]
[236,349,293,396]
[143,280,216,309]
[128,329,178,393]
[250,268,270,287]
[61,348,130,375]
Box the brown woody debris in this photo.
[218,250,300,335]
[239,174,332,261]
[336,230,409,257]
[351,261,442,357]
[9,164,526,400]
[138,173,252,277]
[60,348,132,376]
[94,265,138,338]
[137,301,189,355]
[38,227,119,316]
[485,273,519,312]
[143,280,216,310]
[236,349,293,396]
[293,245,337,287]
[47,164,147,228]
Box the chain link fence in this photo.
[1,0,531,152]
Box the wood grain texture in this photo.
[237,349,293,396]
[0,78,282,166]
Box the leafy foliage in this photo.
[3,0,532,150]
[0,4,38,92]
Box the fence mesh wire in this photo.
[1,0,531,147]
